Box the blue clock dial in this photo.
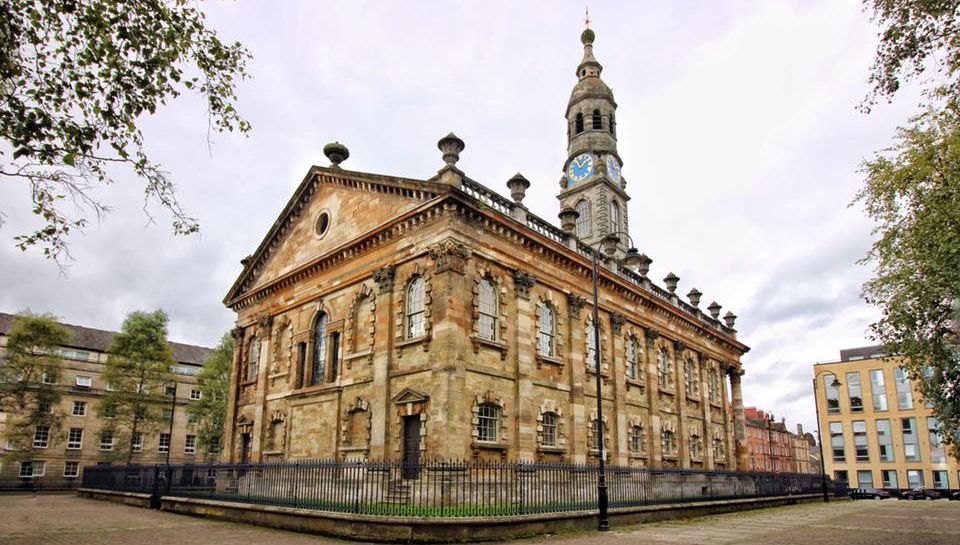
[605,155,621,182]
[567,153,594,182]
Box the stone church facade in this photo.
[222,28,751,471]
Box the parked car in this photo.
[949,490,960,501]
[849,488,891,499]
[899,487,942,500]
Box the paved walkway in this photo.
[1,494,958,544]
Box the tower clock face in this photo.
[605,155,621,182]
[568,153,594,183]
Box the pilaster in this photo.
[729,366,748,471]
[514,271,538,460]
[221,326,244,463]
[567,293,588,463]
[369,265,396,459]
[644,328,661,465]
[251,315,273,461]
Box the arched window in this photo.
[629,424,645,454]
[541,411,558,447]
[477,278,498,340]
[586,319,598,371]
[575,200,591,238]
[589,419,606,451]
[575,112,584,134]
[685,358,699,397]
[311,313,328,385]
[661,429,676,456]
[592,109,602,129]
[690,432,703,459]
[713,435,726,460]
[610,200,620,232]
[537,303,555,357]
[406,277,425,339]
[658,347,671,388]
[625,335,640,380]
[246,337,260,382]
[708,368,721,403]
[609,114,616,135]
[477,403,500,442]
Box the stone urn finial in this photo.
[723,311,737,329]
[438,132,465,166]
[559,207,579,234]
[323,141,349,167]
[601,233,620,257]
[687,288,702,308]
[507,173,530,203]
[621,248,641,271]
[664,272,679,294]
[708,301,722,319]
[637,254,652,277]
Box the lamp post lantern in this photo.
[812,371,842,502]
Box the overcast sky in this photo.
[0,1,924,437]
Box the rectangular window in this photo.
[846,372,863,412]
[869,369,887,411]
[158,433,170,453]
[75,375,92,388]
[67,428,83,450]
[162,408,173,422]
[830,422,845,462]
[881,470,898,488]
[38,399,52,414]
[825,374,840,414]
[41,369,55,384]
[876,419,894,462]
[853,420,869,462]
[99,431,114,451]
[933,470,948,489]
[834,470,848,484]
[906,469,923,488]
[19,460,45,478]
[165,385,177,397]
[928,416,946,463]
[895,368,913,410]
[72,400,87,416]
[132,432,144,453]
[190,389,202,401]
[184,434,196,454]
[33,425,50,448]
[63,461,80,478]
[902,417,920,461]
[857,470,873,489]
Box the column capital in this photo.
[513,270,536,299]
[643,327,659,344]
[610,313,626,334]
[567,293,588,318]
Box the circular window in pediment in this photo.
[315,211,330,238]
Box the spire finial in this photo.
[585,6,590,29]
[581,8,595,46]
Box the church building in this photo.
[222,27,751,470]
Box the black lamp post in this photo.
[812,371,841,502]
[767,413,775,472]
[587,231,640,532]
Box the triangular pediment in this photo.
[225,167,448,305]
[391,387,430,405]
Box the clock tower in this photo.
[558,24,629,251]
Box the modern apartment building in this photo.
[814,345,959,491]
[0,312,212,489]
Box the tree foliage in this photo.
[100,309,175,463]
[857,102,960,453]
[0,311,70,460]
[188,332,232,461]
[0,0,251,263]
[863,0,960,111]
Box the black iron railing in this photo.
[81,460,842,517]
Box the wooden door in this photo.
[402,417,420,479]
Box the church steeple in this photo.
[559,23,629,250]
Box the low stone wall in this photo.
[78,487,831,542]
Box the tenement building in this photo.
[0,312,211,487]
[743,407,815,474]
[814,345,960,490]
[222,27,751,470]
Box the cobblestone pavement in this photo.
[1,494,958,545]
